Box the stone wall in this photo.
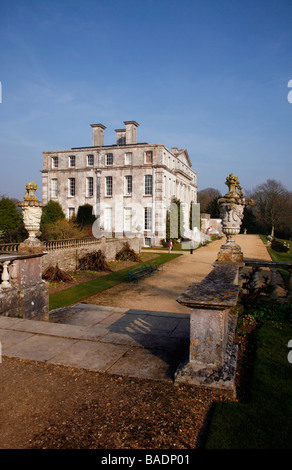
[42,236,142,272]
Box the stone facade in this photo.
[42,121,197,246]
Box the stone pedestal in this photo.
[217,243,243,263]
[175,264,241,395]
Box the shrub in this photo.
[41,201,65,225]
[115,242,141,262]
[78,250,112,272]
[41,219,87,241]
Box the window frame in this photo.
[105,176,113,197]
[52,156,58,169]
[125,152,132,165]
[68,177,76,197]
[68,207,75,219]
[51,178,58,198]
[144,175,153,195]
[69,155,76,168]
[144,207,152,230]
[87,154,94,166]
[124,207,132,233]
[144,151,153,164]
[124,175,132,196]
[106,153,113,166]
[86,176,94,198]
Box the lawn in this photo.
[260,235,292,283]
[204,320,292,449]
[49,252,182,311]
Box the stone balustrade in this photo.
[0,242,19,252]
[44,237,98,251]
[0,252,48,320]
[243,259,292,300]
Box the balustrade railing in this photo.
[0,237,101,253]
[243,260,292,300]
[44,237,98,251]
[0,253,32,289]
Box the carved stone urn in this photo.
[18,182,45,253]
[217,173,254,263]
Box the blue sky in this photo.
[1,0,292,200]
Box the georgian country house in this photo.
[42,121,197,246]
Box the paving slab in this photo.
[46,340,130,372]
[4,334,77,362]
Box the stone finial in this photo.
[24,181,39,201]
[224,173,243,198]
[18,182,45,253]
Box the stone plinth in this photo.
[175,264,242,395]
[217,243,243,263]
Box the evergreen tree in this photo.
[41,200,65,225]
[76,204,96,228]
[0,197,23,232]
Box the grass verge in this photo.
[204,320,292,449]
[49,252,182,311]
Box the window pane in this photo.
[124,207,132,232]
[106,154,113,165]
[51,179,58,198]
[69,155,76,167]
[124,176,132,195]
[145,151,153,163]
[52,157,58,168]
[125,152,132,165]
[69,207,75,219]
[105,176,113,196]
[145,175,153,195]
[144,207,152,230]
[87,155,94,166]
[86,177,93,197]
[69,178,75,196]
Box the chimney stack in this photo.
[90,124,106,147]
[124,121,139,145]
[115,128,126,146]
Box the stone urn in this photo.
[217,173,254,262]
[18,182,45,253]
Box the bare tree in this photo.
[197,188,221,213]
[250,179,290,237]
